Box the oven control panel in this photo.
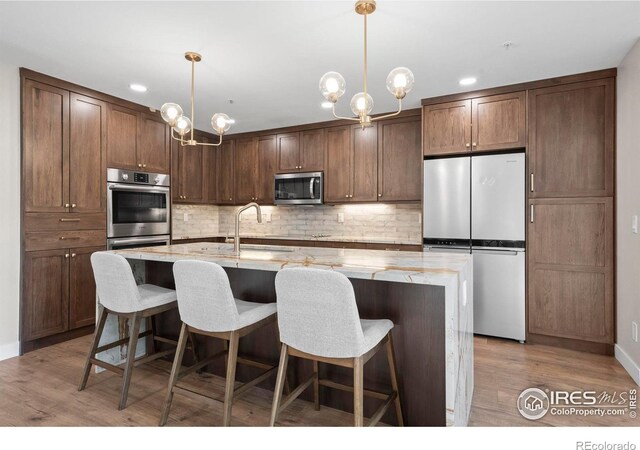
[134,172,149,183]
[107,168,170,187]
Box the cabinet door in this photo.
[218,139,235,204]
[178,133,208,203]
[69,93,106,213]
[300,129,325,172]
[277,132,300,172]
[23,249,69,341]
[377,116,421,201]
[324,126,352,203]
[528,197,614,343]
[23,79,70,213]
[235,138,258,203]
[423,100,471,155]
[472,91,526,152]
[106,103,139,170]
[529,78,614,197]
[69,246,104,329]
[170,138,182,203]
[351,124,378,202]
[257,135,277,204]
[138,112,170,173]
[206,144,219,204]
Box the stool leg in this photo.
[269,343,289,426]
[78,305,108,391]
[159,323,189,426]
[146,316,156,356]
[118,313,142,410]
[222,332,239,426]
[313,360,320,411]
[353,357,364,427]
[386,333,404,426]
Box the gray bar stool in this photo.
[160,260,278,427]
[78,252,188,410]
[271,267,403,427]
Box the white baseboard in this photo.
[615,344,640,386]
[0,341,19,362]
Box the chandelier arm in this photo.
[332,103,361,122]
[371,99,404,121]
[170,128,191,145]
[200,134,224,147]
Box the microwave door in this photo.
[274,172,323,204]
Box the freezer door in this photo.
[471,153,525,241]
[473,248,525,341]
[423,157,471,239]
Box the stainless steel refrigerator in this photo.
[423,153,525,342]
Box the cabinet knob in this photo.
[71,253,76,258]
[71,204,76,208]
[345,194,349,198]
[138,163,142,168]
[465,143,470,148]
[229,197,232,201]
[472,142,477,147]
[65,203,70,208]
[142,164,147,168]
[378,193,382,197]
[64,254,69,258]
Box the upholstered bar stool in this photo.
[78,252,185,410]
[271,267,403,427]
[159,260,278,427]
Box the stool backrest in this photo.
[90,252,141,313]
[275,267,365,358]
[172,260,239,332]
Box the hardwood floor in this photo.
[0,335,636,426]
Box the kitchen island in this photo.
[107,243,473,426]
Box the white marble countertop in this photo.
[113,242,470,286]
[171,233,422,246]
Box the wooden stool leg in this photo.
[187,329,199,364]
[159,323,189,426]
[222,332,239,426]
[313,360,320,411]
[146,316,156,356]
[269,343,289,427]
[353,356,364,427]
[78,305,108,391]
[118,313,142,410]
[386,333,404,426]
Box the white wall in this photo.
[0,59,21,360]
[616,38,640,385]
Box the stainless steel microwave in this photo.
[274,172,323,205]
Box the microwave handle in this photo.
[310,178,315,199]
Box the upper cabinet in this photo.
[172,132,209,204]
[423,92,526,156]
[234,137,259,203]
[277,130,325,173]
[106,104,170,174]
[218,139,235,204]
[324,126,352,203]
[256,135,278,204]
[528,79,614,198]
[377,116,422,202]
[23,80,106,214]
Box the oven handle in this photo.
[108,183,170,193]
[108,236,170,246]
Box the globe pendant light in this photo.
[319,0,415,128]
[160,52,232,146]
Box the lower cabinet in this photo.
[22,245,104,343]
[527,197,614,348]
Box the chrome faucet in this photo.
[234,202,262,254]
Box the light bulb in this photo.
[173,116,192,136]
[386,67,415,99]
[350,92,374,116]
[160,103,183,126]
[319,71,346,103]
[211,113,231,135]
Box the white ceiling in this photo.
[1,1,638,133]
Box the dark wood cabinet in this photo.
[218,139,235,204]
[277,132,300,172]
[257,135,277,204]
[528,79,615,198]
[351,124,378,202]
[377,116,421,201]
[423,100,471,156]
[22,79,70,213]
[206,144,218,205]
[276,130,325,173]
[472,92,526,152]
[69,246,104,329]
[235,137,259,203]
[173,132,208,204]
[324,126,352,203]
[528,197,614,345]
[106,105,169,173]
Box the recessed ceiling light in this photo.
[129,84,148,92]
[459,77,477,86]
[321,101,333,109]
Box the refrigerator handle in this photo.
[530,173,534,192]
[530,204,534,223]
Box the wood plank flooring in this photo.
[0,335,637,426]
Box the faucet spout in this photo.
[234,202,262,255]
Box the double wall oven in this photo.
[106,168,171,250]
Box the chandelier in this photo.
[160,52,232,146]
[319,0,415,128]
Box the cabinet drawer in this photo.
[24,213,106,232]
[25,230,106,251]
